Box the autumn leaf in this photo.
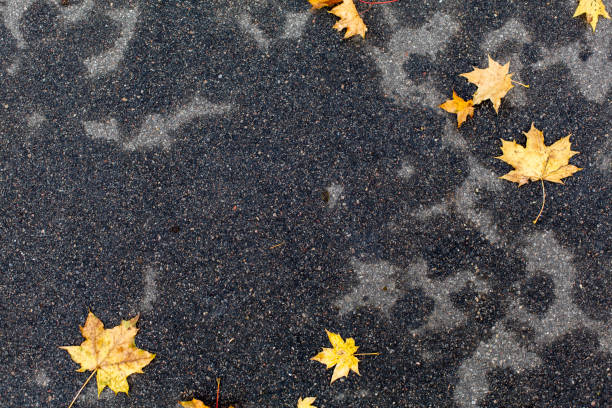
[311,329,378,383]
[297,396,318,408]
[180,399,211,408]
[460,55,514,113]
[329,0,367,39]
[61,312,155,407]
[309,0,342,9]
[439,91,474,128]
[179,397,235,408]
[180,378,234,408]
[573,0,610,31]
[496,123,582,223]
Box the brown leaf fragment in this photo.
[460,55,514,113]
[439,91,474,128]
[573,0,610,31]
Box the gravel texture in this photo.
[0,1,610,407]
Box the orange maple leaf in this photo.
[439,91,474,128]
[329,0,367,39]
[460,55,514,113]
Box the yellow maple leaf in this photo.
[180,378,235,408]
[180,399,211,408]
[180,399,235,408]
[439,91,475,128]
[496,123,582,223]
[460,55,514,113]
[329,0,367,39]
[297,396,318,408]
[61,312,155,406]
[309,0,343,9]
[311,329,378,383]
[573,0,610,31]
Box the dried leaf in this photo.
[573,0,610,31]
[61,312,155,397]
[496,123,582,223]
[297,396,318,408]
[311,330,361,383]
[329,0,367,39]
[180,399,211,408]
[497,123,581,186]
[309,0,342,9]
[460,55,514,113]
[180,378,234,408]
[439,91,474,128]
[179,399,235,408]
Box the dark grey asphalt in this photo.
[0,1,610,407]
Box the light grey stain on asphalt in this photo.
[397,161,415,180]
[84,7,139,77]
[534,23,612,102]
[324,183,344,209]
[238,13,271,51]
[58,0,94,23]
[84,97,232,150]
[454,230,612,407]
[515,231,611,349]
[481,19,530,108]
[409,260,490,335]
[280,11,310,40]
[412,155,504,246]
[83,118,121,143]
[368,12,459,109]
[1,0,37,49]
[454,323,541,408]
[335,259,401,316]
[140,265,161,314]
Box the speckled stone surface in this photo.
[0,1,610,407]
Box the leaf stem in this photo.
[216,378,220,408]
[533,178,546,224]
[67,369,97,408]
[354,352,380,356]
[511,79,529,88]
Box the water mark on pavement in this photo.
[397,161,415,180]
[534,23,612,103]
[454,230,611,407]
[84,96,232,150]
[335,258,401,316]
[481,19,530,108]
[84,7,139,77]
[218,3,309,50]
[324,183,344,208]
[408,260,490,335]
[368,12,458,110]
[454,322,541,408]
[140,265,161,314]
[412,152,504,246]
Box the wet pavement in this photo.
[0,1,610,407]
